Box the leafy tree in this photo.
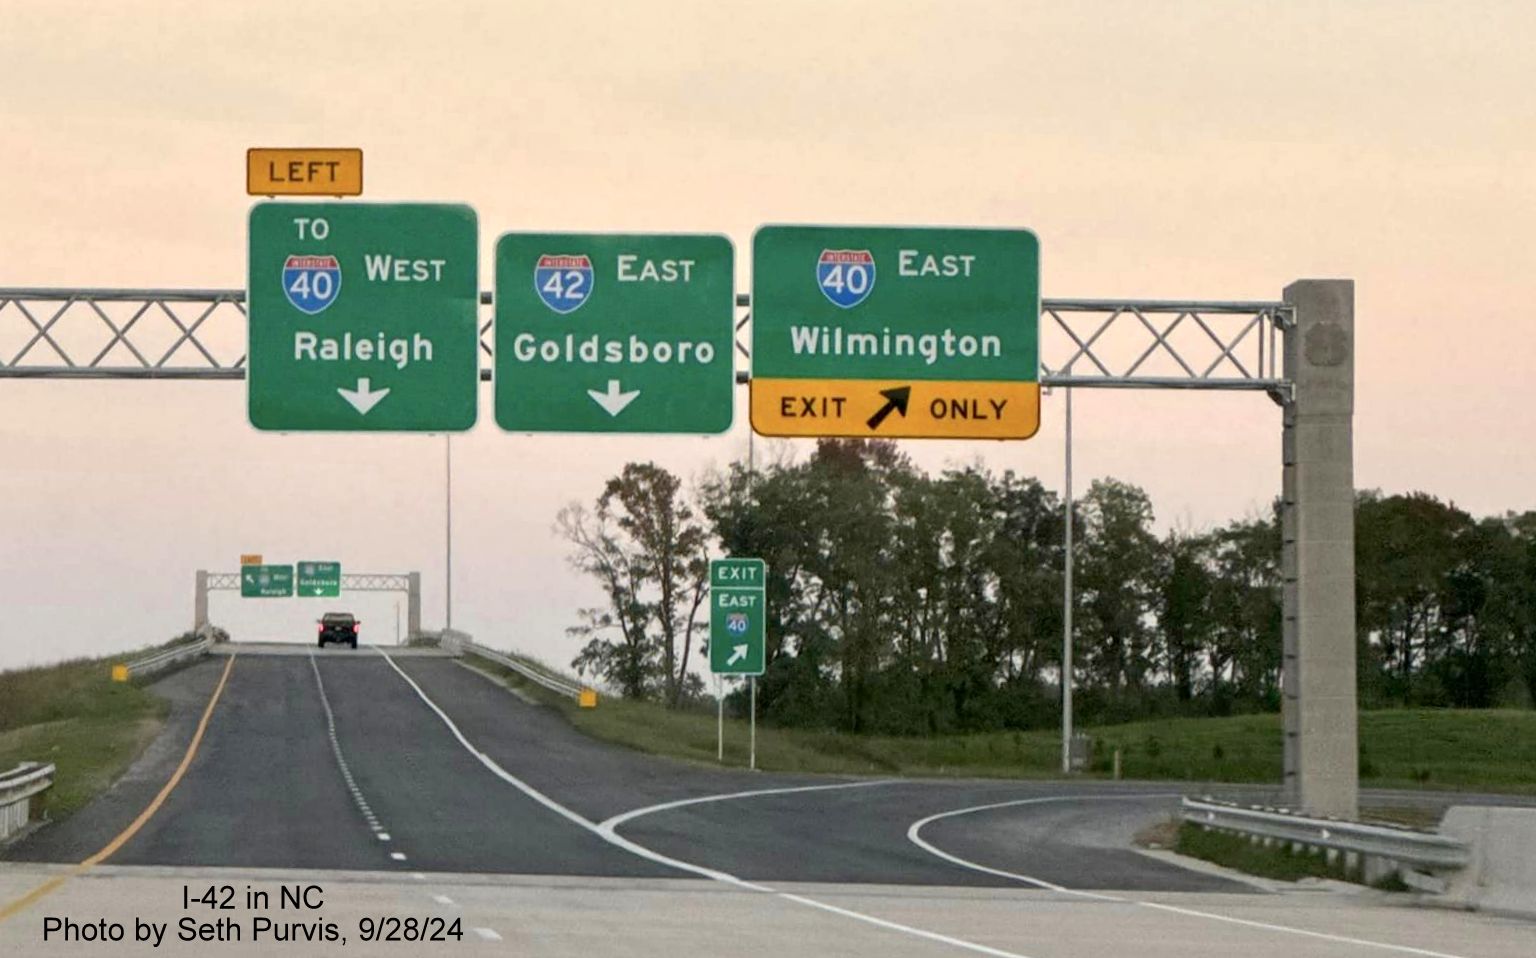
[558,463,709,706]
[1077,479,1159,698]
[1158,530,1213,704]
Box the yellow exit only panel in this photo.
[751,378,1040,440]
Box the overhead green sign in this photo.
[297,561,341,598]
[751,225,1040,440]
[494,233,734,433]
[710,558,766,676]
[241,564,293,598]
[247,202,479,431]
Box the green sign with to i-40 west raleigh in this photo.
[247,202,479,432]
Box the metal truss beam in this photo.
[0,288,1292,398]
[206,572,411,592]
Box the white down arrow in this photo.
[337,378,391,415]
[587,379,640,416]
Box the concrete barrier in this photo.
[1439,806,1536,920]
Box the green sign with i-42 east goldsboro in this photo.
[493,233,735,434]
[710,558,766,675]
[247,201,479,432]
[297,561,341,597]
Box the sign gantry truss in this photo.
[0,288,1292,399]
[206,572,411,592]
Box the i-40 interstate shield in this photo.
[247,202,479,432]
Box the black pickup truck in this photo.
[317,612,359,649]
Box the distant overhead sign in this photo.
[710,558,766,676]
[247,148,363,196]
[494,233,735,433]
[247,202,479,431]
[241,564,293,598]
[751,226,1041,440]
[239,554,263,566]
[297,561,341,598]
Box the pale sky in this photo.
[2,0,1534,670]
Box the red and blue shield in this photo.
[817,249,876,309]
[726,612,749,635]
[283,254,342,315]
[534,254,594,314]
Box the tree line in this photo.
[557,439,1536,733]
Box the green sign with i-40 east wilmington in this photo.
[494,233,735,433]
[710,558,766,675]
[247,202,479,431]
[751,225,1040,440]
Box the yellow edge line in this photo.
[0,653,237,924]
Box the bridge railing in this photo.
[0,762,56,841]
[113,634,213,682]
[455,638,587,702]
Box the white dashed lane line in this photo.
[473,928,503,942]
[308,651,408,867]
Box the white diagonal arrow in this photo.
[727,644,748,667]
[587,379,640,417]
[337,377,390,415]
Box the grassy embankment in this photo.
[1171,821,1367,884]
[0,647,177,824]
[468,652,1536,794]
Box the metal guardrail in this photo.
[0,762,56,841]
[460,640,587,701]
[1181,796,1470,872]
[115,635,213,682]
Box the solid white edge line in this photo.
[371,646,1047,958]
[907,797,1476,958]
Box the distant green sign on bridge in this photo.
[297,561,341,598]
[241,564,293,598]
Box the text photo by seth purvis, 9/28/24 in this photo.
[40,884,466,947]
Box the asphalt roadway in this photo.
[2,646,1532,957]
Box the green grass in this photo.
[466,654,1536,793]
[1175,822,1356,883]
[0,650,174,824]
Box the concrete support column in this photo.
[1281,279,1358,819]
[407,572,422,638]
[194,570,209,633]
